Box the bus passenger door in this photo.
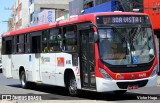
[31,36,41,82]
[79,29,96,89]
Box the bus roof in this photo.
[2,12,148,37]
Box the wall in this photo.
[69,0,83,15]
[29,0,69,24]
[38,9,56,24]
[21,0,29,28]
[83,1,123,14]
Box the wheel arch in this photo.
[64,68,75,87]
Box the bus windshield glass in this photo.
[96,15,155,65]
[98,27,155,65]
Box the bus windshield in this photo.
[98,27,155,65]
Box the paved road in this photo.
[0,73,160,103]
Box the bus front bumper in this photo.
[96,75,158,92]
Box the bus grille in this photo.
[116,80,148,89]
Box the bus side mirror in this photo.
[94,32,99,42]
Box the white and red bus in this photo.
[2,12,158,96]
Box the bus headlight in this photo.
[150,64,158,77]
[99,68,112,80]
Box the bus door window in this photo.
[88,30,95,87]
[81,33,88,85]
[80,29,95,88]
[49,28,61,52]
[63,25,77,52]
[42,30,49,53]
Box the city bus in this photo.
[2,12,158,96]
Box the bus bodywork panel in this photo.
[2,55,12,78]
[11,54,32,80]
[4,53,81,89]
[2,12,147,37]
[96,75,157,92]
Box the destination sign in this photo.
[97,15,150,24]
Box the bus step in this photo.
[35,81,43,84]
[81,88,96,91]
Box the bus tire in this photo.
[20,71,36,89]
[68,74,79,96]
[113,90,127,95]
[20,71,28,89]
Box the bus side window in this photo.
[2,37,13,54]
[42,30,49,53]
[2,38,6,55]
[12,36,16,54]
[18,35,25,53]
[16,35,19,53]
[49,28,61,52]
[6,40,12,54]
[15,35,25,53]
[63,25,77,52]
[25,34,30,53]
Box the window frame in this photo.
[48,28,62,53]
[62,25,78,53]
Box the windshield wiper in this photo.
[131,25,142,42]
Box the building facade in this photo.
[9,0,69,30]
[69,0,122,15]
[29,0,69,25]
[8,0,29,30]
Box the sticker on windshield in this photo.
[133,57,138,63]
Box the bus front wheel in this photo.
[68,74,79,96]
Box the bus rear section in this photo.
[95,14,158,93]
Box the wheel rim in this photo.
[21,73,26,86]
[69,77,77,95]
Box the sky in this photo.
[0,0,16,36]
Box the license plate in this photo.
[128,85,139,90]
